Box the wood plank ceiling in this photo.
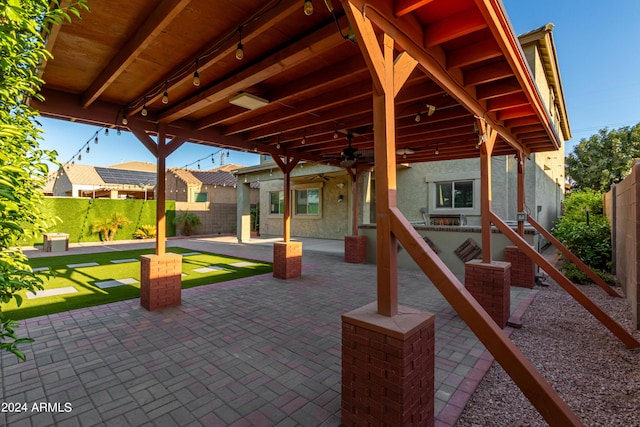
[35,0,561,166]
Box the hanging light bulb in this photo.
[94,136,99,144]
[117,128,122,136]
[301,129,306,144]
[303,0,313,15]
[162,82,169,104]
[78,153,82,161]
[197,162,201,170]
[86,146,90,154]
[211,154,215,164]
[141,104,148,117]
[235,27,244,60]
[227,151,230,157]
[104,128,109,137]
[193,59,200,86]
[122,115,128,125]
[276,142,281,149]
[435,143,439,156]
[415,111,421,123]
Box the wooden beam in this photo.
[393,52,418,97]
[157,22,341,123]
[476,78,522,100]
[127,0,302,117]
[424,7,487,47]
[447,38,502,69]
[82,0,192,107]
[487,92,529,111]
[129,125,158,158]
[526,215,621,298]
[498,105,535,121]
[345,1,386,95]
[490,211,640,350]
[395,0,435,16]
[388,207,584,426]
[464,60,513,86]
[343,1,525,151]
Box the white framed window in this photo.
[435,180,473,209]
[269,191,284,215]
[295,188,320,215]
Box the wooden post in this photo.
[478,120,497,263]
[283,166,291,242]
[345,0,417,315]
[348,168,359,236]
[517,151,525,237]
[156,125,167,256]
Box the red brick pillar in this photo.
[504,246,536,288]
[464,260,511,328]
[344,235,366,264]
[342,302,435,426]
[140,253,182,311]
[273,241,302,279]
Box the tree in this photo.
[91,213,132,241]
[565,123,640,192]
[0,0,88,360]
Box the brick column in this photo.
[464,260,511,328]
[140,253,182,311]
[273,241,302,279]
[342,302,435,427]
[504,246,536,288]
[344,235,366,264]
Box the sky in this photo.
[37,0,640,170]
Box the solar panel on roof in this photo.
[95,167,157,185]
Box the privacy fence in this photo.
[604,159,640,329]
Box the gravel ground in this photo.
[456,277,640,427]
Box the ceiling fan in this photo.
[324,132,374,167]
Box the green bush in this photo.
[133,225,157,239]
[552,189,612,280]
[173,211,201,236]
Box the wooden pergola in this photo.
[35,0,637,425]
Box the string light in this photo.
[141,97,148,116]
[123,2,285,118]
[301,129,306,145]
[117,128,122,136]
[193,59,200,86]
[104,128,109,137]
[303,0,313,16]
[235,27,244,60]
[162,81,169,104]
[86,146,90,154]
[94,136,98,144]
[435,142,439,156]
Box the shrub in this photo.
[173,211,201,236]
[552,189,612,282]
[91,213,131,241]
[133,225,156,239]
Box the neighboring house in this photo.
[234,24,571,272]
[166,165,259,235]
[50,162,157,199]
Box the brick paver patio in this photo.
[1,237,536,426]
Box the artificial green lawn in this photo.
[3,247,272,320]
